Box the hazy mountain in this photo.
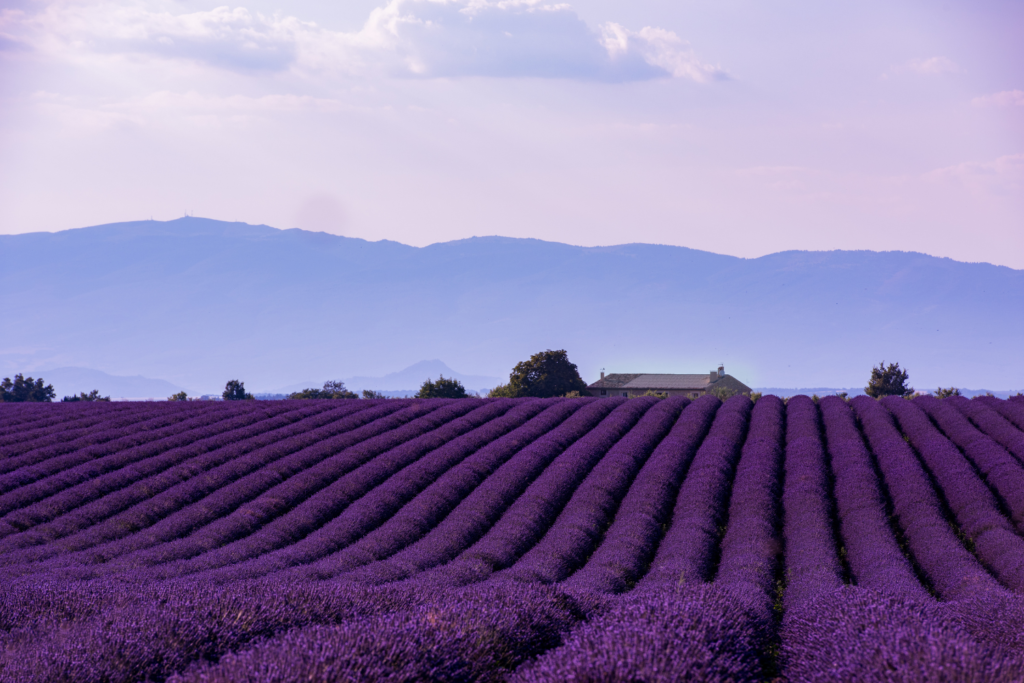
[1,217,1021,393]
[20,367,185,400]
[274,360,502,395]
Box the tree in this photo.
[934,387,962,399]
[0,374,56,402]
[168,391,189,401]
[487,384,516,398]
[362,390,388,399]
[288,380,357,400]
[416,375,468,399]
[61,390,111,402]
[223,380,254,401]
[504,349,587,398]
[709,385,739,401]
[865,361,913,398]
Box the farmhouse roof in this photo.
[588,372,752,394]
[626,374,713,390]
[589,373,713,390]
[587,373,643,389]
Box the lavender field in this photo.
[2,393,1024,682]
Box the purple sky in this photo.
[1,0,1022,267]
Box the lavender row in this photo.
[497,396,688,586]
[638,395,752,589]
[535,396,785,683]
[714,394,784,603]
[827,401,1024,662]
[170,583,583,683]
[0,401,303,507]
[70,400,479,575]
[135,398,527,578]
[0,401,389,562]
[951,396,1024,462]
[0,576,423,683]
[513,583,770,682]
[0,402,340,542]
[0,575,583,683]
[343,397,644,586]
[0,408,225,487]
[818,396,928,601]
[978,395,1024,431]
[0,403,206,473]
[851,396,1002,599]
[781,396,844,609]
[0,407,138,460]
[565,395,718,594]
[0,406,97,437]
[916,394,1024,531]
[290,398,622,582]
[195,399,584,583]
[0,403,143,452]
[780,586,1024,682]
[0,402,205,462]
[881,396,1024,591]
[0,401,421,571]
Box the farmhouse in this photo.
[586,365,751,398]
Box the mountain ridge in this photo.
[2,217,1021,392]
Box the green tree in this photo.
[487,384,516,398]
[288,380,357,400]
[223,379,254,401]
[168,391,189,401]
[416,375,468,399]
[362,389,388,399]
[504,349,587,398]
[709,385,739,401]
[865,361,913,398]
[934,387,962,399]
[61,390,111,402]
[0,374,56,402]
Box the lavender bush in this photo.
[1,396,1023,682]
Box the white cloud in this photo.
[972,90,1024,107]
[909,55,962,74]
[883,56,962,79]
[2,0,725,82]
[28,89,370,132]
[599,23,726,83]
[907,56,961,74]
[925,154,1024,196]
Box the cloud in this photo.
[598,23,726,82]
[907,56,961,74]
[925,154,1024,196]
[29,89,365,131]
[883,56,963,79]
[15,4,302,71]
[4,0,725,82]
[972,90,1024,107]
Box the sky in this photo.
[1,0,1022,268]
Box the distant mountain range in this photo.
[1,217,1021,394]
[274,360,501,396]
[23,367,184,400]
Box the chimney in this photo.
[600,371,605,380]
[718,364,725,377]
[710,370,718,382]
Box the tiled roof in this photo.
[587,373,643,389]
[624,374,712,390]
[587,373,713,390]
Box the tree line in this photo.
[0,359,990,403]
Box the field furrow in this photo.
[1,394,1021,682]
